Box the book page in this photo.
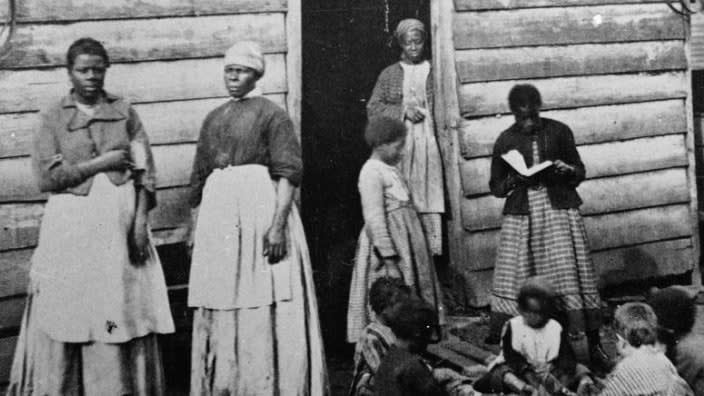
[501,149,553,177]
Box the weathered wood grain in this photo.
[454,4,684,49]
[593,238,693,284]
[460,134,688,196]
[461,168,690,232]
[1,14,286,69]
[0,336,16,385]
[0,249,32,298]
[0,298,25,332]
[150,187,191,230]
[0,54,287,114]
[459,100,686,159]
[286,0,302,141]
[0,94,287,159]
[456,41,686,83]
[454,0,664,11]
[459,72,687,117]
[0,0,287,22]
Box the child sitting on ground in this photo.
[597,302,692,396]
[350,276,411,396]
[648,286,704,395]
[475,277,595,396]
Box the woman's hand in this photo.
[130,213,150,263]
[553,159,575,175]
[263,226,287,264]
[404,106,426,123]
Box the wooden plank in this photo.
[0,94,287,159]
[460,134,688,196]
[456,41,686,83]
[1,14,287,69]
[455,0,664,11]
[0,54,287,114]
[463,228,501,271]
[453,4,684,50]
[152,145,195,188]
[286,0,302,141]
[461,168,690,231]
[0,336,17,385]
[0,186,190,251]
[0,249,32,298]
[459,100,686,159]
[459,71,687,117]
[593,238,693,285]
[0,298,25,333]
[0,0,287,22]
[684,21,701,287]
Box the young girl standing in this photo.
[347,116,444,343]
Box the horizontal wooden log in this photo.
[0,94,287,159]
[0,298,25,333]
[461,168,690,231]
[462,226,501,271]
[0,336,16,385]
[0,54,287,114]
[454,4,684,49]
[459,71,687,117]
[2,13,286,69]
[0,249,32,298]
[459,99,686,159]
[592,238,693,285]
[0,0,287,22]
[456,41,686,83]
[0,186,190,251]
[454,0,664,11]
[460,134,688,196]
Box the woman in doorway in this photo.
[7,37,174,395]
[487,84,609,371]
[367,18,445,257]
[187,41,328,396]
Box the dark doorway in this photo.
[300,0,431,360]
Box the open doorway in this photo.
[300,0,431,359]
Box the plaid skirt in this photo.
[491,188,602,335]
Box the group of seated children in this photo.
[352,275,703,396]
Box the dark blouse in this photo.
[374,347,446,396]
[489,117,585,214]
[189,96,302,207]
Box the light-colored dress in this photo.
[347,159,444,343]
[7,93,174,396]
[367,61,445,255]
[188,96,328,396]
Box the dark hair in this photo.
[508,84,542,113]
[613,302,658,348]
[647,287,697,336]
[517,276,555,316]
[364,116,407,148]
[66,37,110,69]
[369,276,411,316]
[385,298,437,344]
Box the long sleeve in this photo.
[189,117,213,208]
[32,110,87,193]
[358,164,397,258]
[127,106,157,209]
[367,66,404,121]
[489,135,521,198]
[359,328,392,373]
[266,109,303,186]
[558,125,585,187]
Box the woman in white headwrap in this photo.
[367,18,445,256]
[187,41,328,395]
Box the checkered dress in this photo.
[491,139,602,334]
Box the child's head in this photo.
[613,302,658,355]
[369,276,411,323]
[385,297,438,353]
[364,116,407,165]
[517,276,555,329]
[647,286,697,337]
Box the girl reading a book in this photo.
[486,84,609,372]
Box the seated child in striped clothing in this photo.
[349,276,411,396]
[475,277,595,396]
[597,302,693,396]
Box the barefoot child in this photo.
[476,277,594,396]
[347,116,445,343]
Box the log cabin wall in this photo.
[0,0,301,386]
[433,0,699,307]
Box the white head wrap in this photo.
[223,41,265,75]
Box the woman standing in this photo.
[367,18,445,256]
[187,41,328,396]
[7,37,174,395]
[487,84,608,369]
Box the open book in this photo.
[501,149,553,177]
